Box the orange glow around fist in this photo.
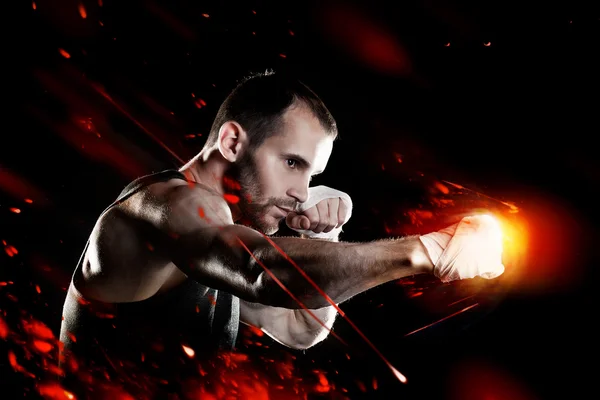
[488,191,586,293]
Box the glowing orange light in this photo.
[182,344,195,357]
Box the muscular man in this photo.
[59,71,504,399]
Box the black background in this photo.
[2,0,599,399]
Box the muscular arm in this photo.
[83,182,430,309]
[240,215,429,348]
[158,184,433,310]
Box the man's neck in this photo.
[179,149,242,222]
[180,150,223,192]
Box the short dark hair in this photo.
[204,70,338,151]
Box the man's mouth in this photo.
[275,206,292,216]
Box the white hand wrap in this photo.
[419,214,505,282]
[293,185,353,240]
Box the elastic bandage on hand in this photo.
[419,214,505,283]
[294,186,353,240]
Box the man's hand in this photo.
[286,197,348,233]
[420,214,505,282]
[286,186,353,240]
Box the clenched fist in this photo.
[286,186,353,240]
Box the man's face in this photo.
[234,104,334,235]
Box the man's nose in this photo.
[287,182,309,204]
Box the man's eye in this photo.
[286,159,297,168]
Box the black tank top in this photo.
[59,170,240,399]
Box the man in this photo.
[59,71,504,399]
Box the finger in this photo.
[286,212,311,230]
[337,198,348,227]
[322,198,339,233]
[314,201,329,233]
[302,207,320,231]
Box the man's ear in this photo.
[217,121,249,162]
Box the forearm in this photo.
[252,235,433,309]
[171,224,431,309]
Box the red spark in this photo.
[59,49,71,59]
[314,371,331,393]
[32,2,36,10]
[223,194,240,204]
[0,316,9,339]
[202,13,209,18]
[9,207,21,213]
[404,303,479,337]
[4,245,18,257]
[78,4,87,19]
[484,42,491,46]
[37,383,76,400]
[33,340,53,353]
[8,351,35,378]
[223,176,241,190]
[434,181,449,194]
[247,325,264,337]
[22,319,55,340]
[36,285,41,293]
[24,198,33,203]
[279,53,287,58]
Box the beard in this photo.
[228,152,297,235]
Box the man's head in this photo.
[206,71,338,234]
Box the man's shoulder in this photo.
[140,180,233,230]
